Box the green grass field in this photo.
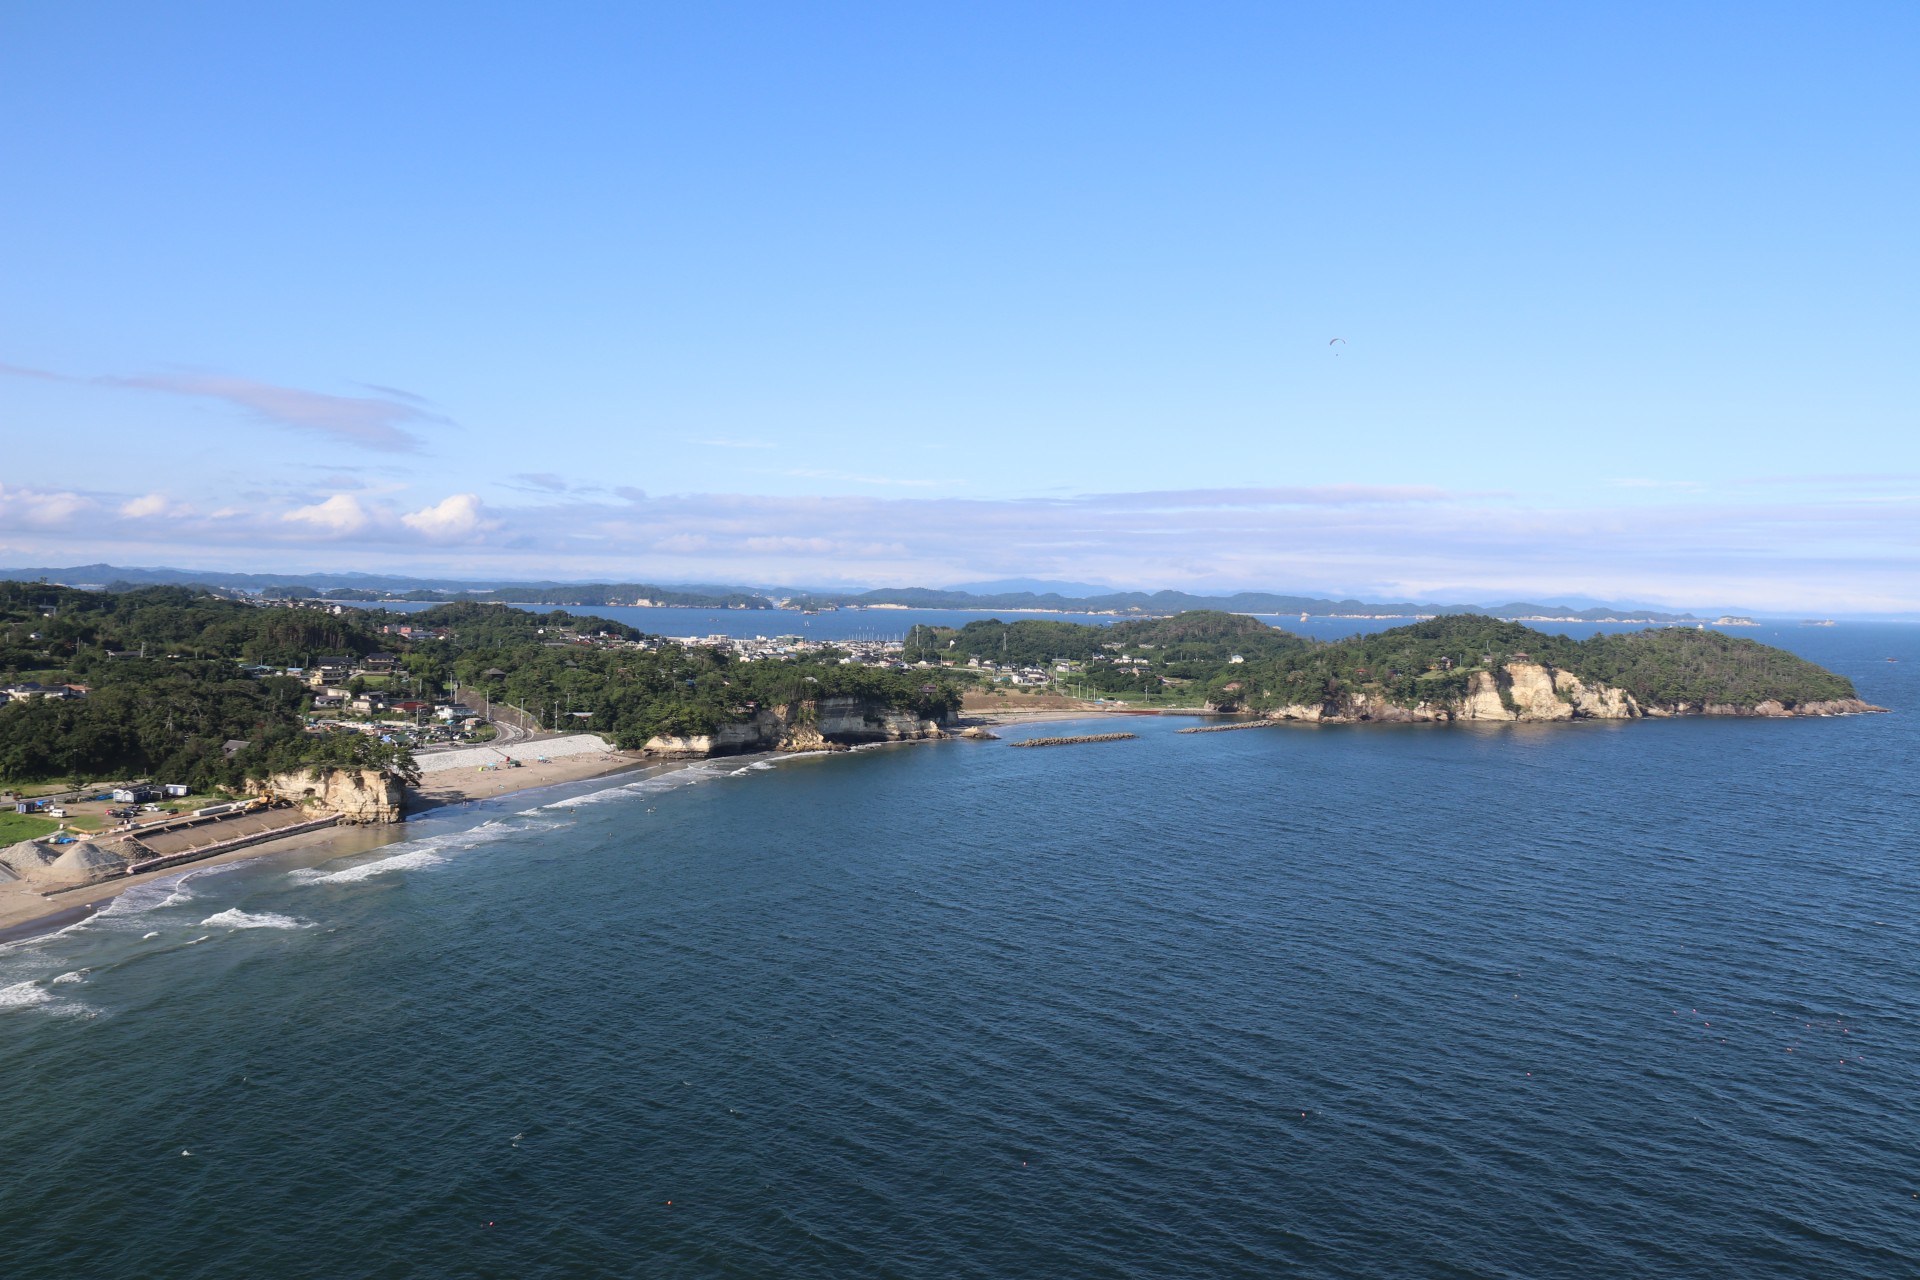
[0,812,61,844]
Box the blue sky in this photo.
[2,2,1915,609]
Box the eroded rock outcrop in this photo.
[1248,658,1873,725]
[1460,670,1516,721]
[1553,670,1639,719]
[644,696,952,758]
[250,768,403,823]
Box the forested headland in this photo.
[901,610,1863,715]
[0,586,957,788]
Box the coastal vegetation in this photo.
[0,586,960,786]
[0,580,1867,790]
[907,611,1310,699]
[903,610,1860,714]
[1216,616,1858,713]
[402,602,959,746]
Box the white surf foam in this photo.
[96,875,197,922]
[0,875,200,957]
[292,848,448,885]
[543,763,728,810]
[290,811,568,886]
[0,980,51,1010]
[51,969,88,984]
[0,978,94,1017]
[201,909,311,930]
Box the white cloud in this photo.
[401,493,493,540]
[2,478,1916,612]
[0,360,443,452]
[284,493,377,535]
[0,483,93,527]
[119,492,189,519]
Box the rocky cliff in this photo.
[644,696,951,757]
[1258,661,1884,724]
[249,767,404,822]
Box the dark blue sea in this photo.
[3,624,1915,1278]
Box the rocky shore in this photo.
[1252,660,1889,724]
[642,695,953,757]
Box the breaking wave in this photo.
[290,812,566,886]
[0,978,94,1018]
[291,848,448,886]
[201,909,311,930]
[543,763,728,810]
[0,980,51,1010]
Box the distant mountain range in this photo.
[0,564,774,607]
[945,578,1118,597]
[0,563,1744,621]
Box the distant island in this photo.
[0,563,1738,622]
[785,586,1711,623]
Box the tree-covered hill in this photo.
[899,608,1858,714]
[1214,615,1858,712]
[903,610,1306,668]
[0,582,389,670]
[0,587,961,783]
[0,585,419,788]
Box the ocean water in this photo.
[2,626,1914,1278]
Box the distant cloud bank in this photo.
[0,479,1914,612]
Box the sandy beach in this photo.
[0,748,651,941]
[0,712,1207,942]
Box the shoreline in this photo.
[0,750,654,944]
[0,710,1202,943]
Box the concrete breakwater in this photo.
[117,816,342,881]
[1177,720,1284,734]
[1011,733,1138,748]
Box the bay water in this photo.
[2,625,1914,1278]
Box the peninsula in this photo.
[901,611,1883,722]
[0,586,1881,929]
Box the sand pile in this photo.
[0,838,129,889]
[0,839,54,880]
[48,841,130,886]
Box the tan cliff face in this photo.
[250,767,403,823]
[1459,669,1517,721]
[644,696,951,758]
[1552,669,1639,719]
[1266,660,1646,724]
[1260,658,1883,724]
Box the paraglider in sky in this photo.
[1328,338,1346,345]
